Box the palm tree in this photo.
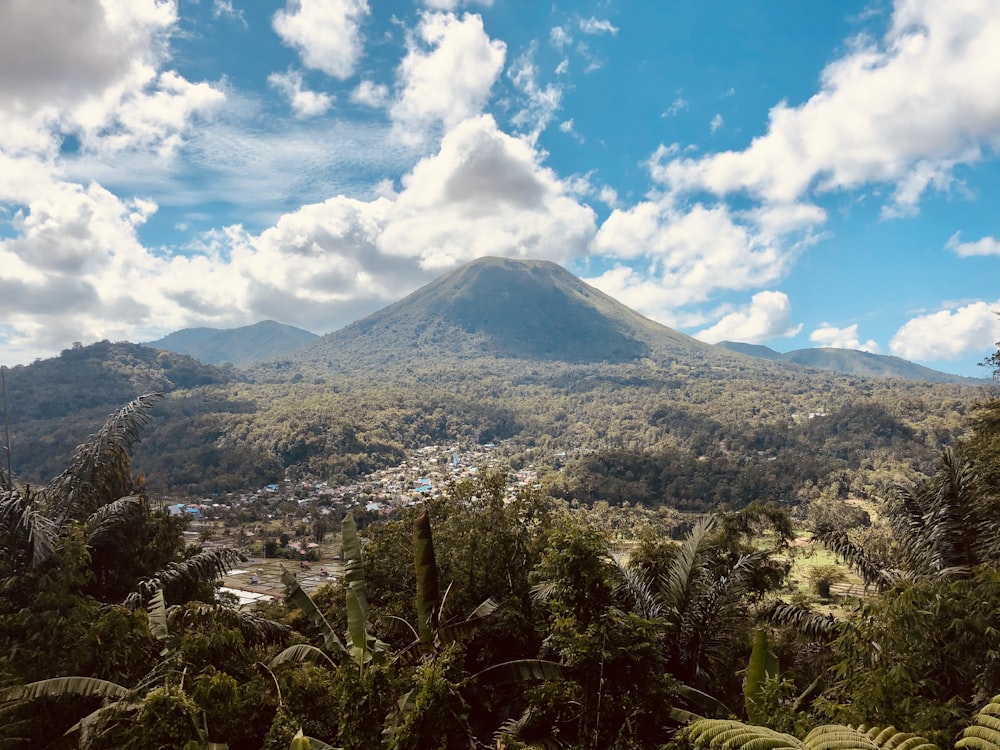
[819,448,995,591]
[610,516,762,693]
[1,394,244,604]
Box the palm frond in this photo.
[661,516,715,613]
[608,552,664,621]
[0,676,128,704]
[757,600,841,641]
[493,707,564,750]
[0,486,57,570]
[685,719,804,750]
[957,694,1000,750]
[47,393,162,524]
[815,531,894,591]
[167,600,290,645]
[85,494,145,545]
[126,546,246,608]
[269,644,339,671]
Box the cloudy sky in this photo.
[1,0,999,377]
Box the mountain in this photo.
[716,341,984,384]
[716,341,783,361]
[145,320,319,366]
[285,256,721,371]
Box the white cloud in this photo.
[591,197,809,316]
[945,231,1000,257]
[351,80,389,108]
[694,291,802,344]
[654,1,1000,214]
[550,26,572,51]
[662,96,688,118]
[390,12,506,143]
[213,0,246,25]
[508,47,562,143]
[709,114,724,134]
[0,0,223,162]
[268,69,334,117]
[272,0,370,80]
[809,322,879,352]
[0,0,176,115]
[890,301,1000,362]
[380,115,596,268]
[579,17,619,36]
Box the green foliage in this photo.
[745,630,780,725]
[822,567,1000,746]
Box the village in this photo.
[165,441,541,605]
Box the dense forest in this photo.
[1,346,1000,749]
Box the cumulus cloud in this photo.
[390,12,506,143]
[381,115,596,267]
[351,80,389,108]
[0,0,175,115]
[579,17,619,35]
[268,69,334,117]
[590,194,820,317]
[809,322,879,352]
[709,114,724,134]
[0,0,223,162]
[890,301,1000,362]
[945,231,1000,257]
[272,0,370,79]
[653,1,1000,215]
[693,292,801,344]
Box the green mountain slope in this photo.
[145,320,318,366]
[716,341,984,384]
[285,256,720,372]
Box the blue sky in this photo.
[1,0,998,377]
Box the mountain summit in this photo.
[293,257,713,369]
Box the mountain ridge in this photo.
[716,340,984,385]
[144,319,318,366]
[280,256,725,373]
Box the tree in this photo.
[819,448,996,590]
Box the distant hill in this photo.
[0,341,283,491]
[145,320,319,366]
[285,256,721,371]
[716,341,984,384]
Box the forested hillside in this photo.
[2,357,1000,748]
[4,259,988,501]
